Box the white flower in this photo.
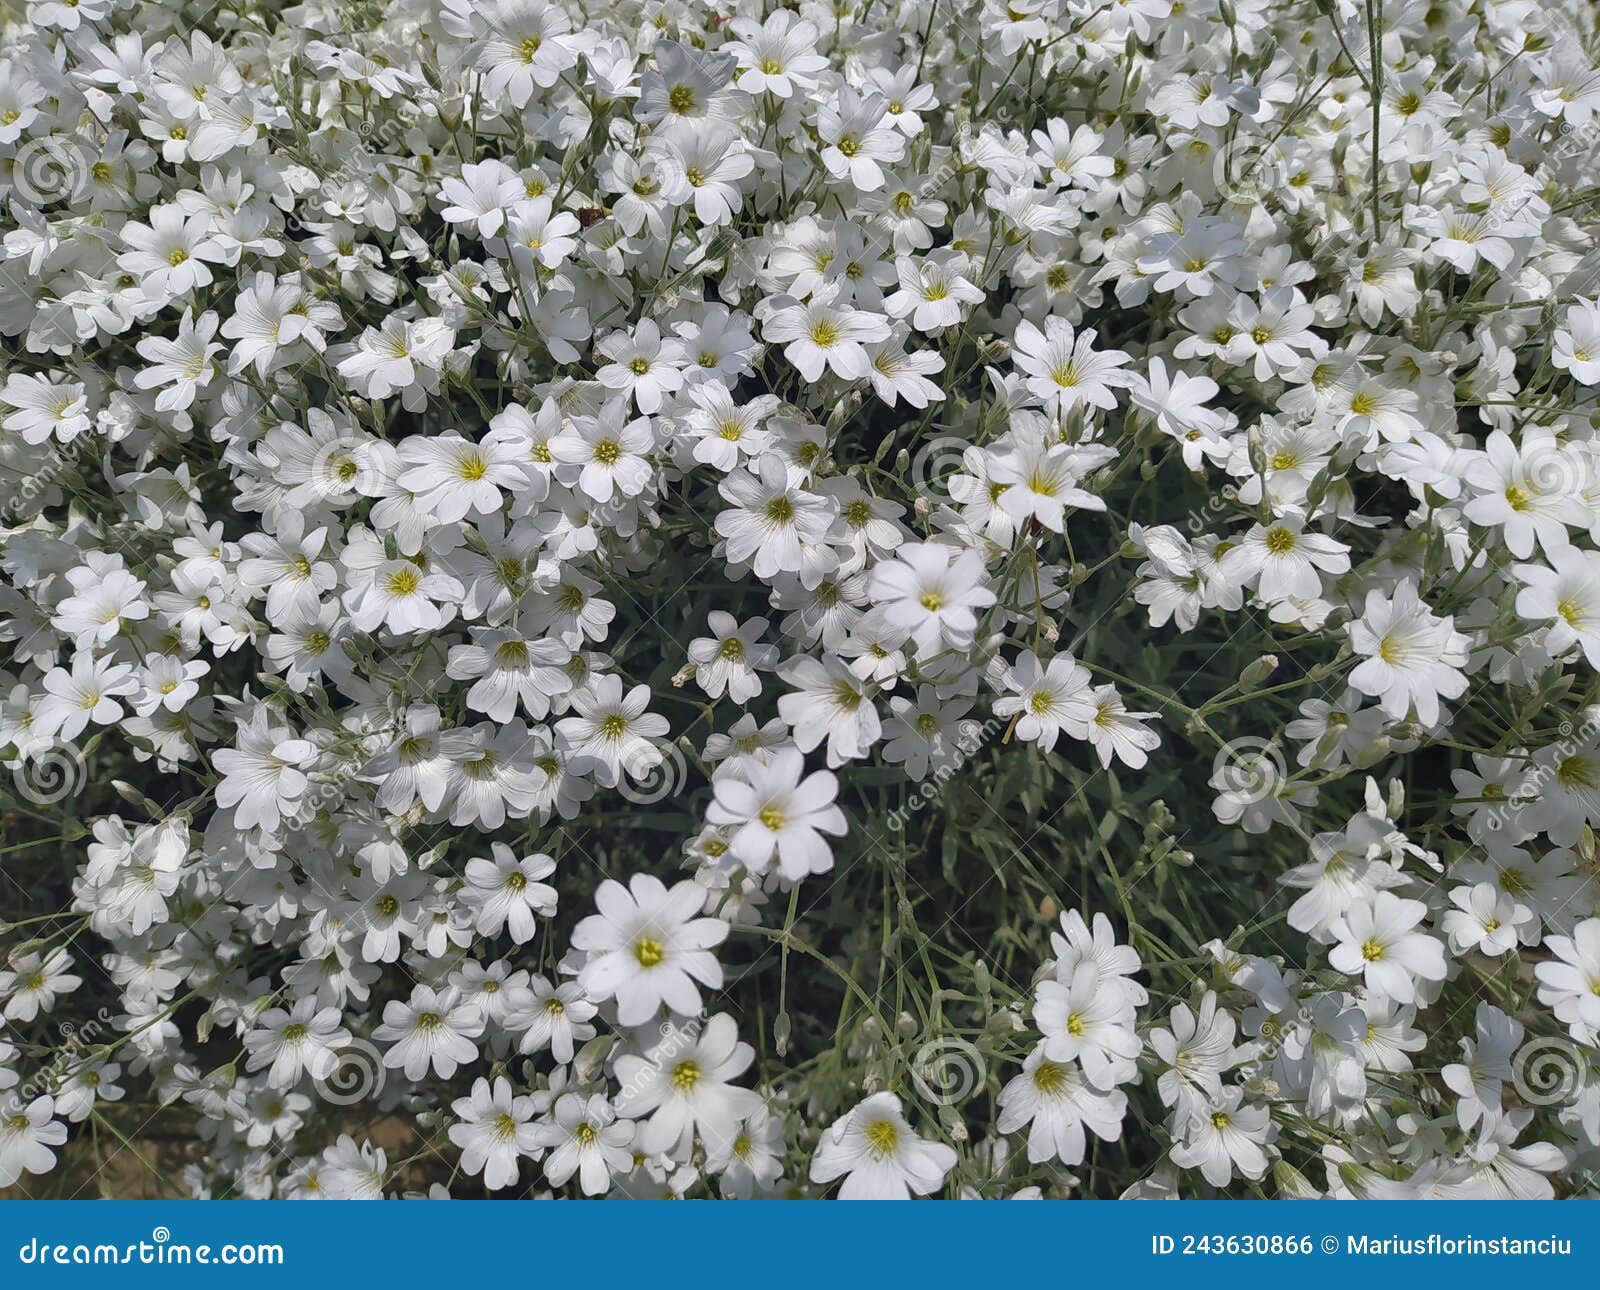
[211,708,316,832]
[117,205,224,296]
[449,1076,541,1191]
[1462,429,1589,558]
[572,875,728,1025]
[1130,358,1223,442]
[706,746,846,880]
[336,316,455,406]
[1535,919,1600,1035]
[555,673,670,788]
[762,289,892,382]
[726,13,828,98]
[1328,892,1447,1004]
[1011,317,1134,409]
[715,455,838,581]
[997,1042,1128,1165]
[396,432,527,523]
[505,195,581,271]
[816,87,905,191]
[687,611,777,703]
[1076,684,1161,770]
[776,655,881,767]
[1168,1087,1275,1187]
[986,429,1110,531]
[531,1093,635,1196]
[1348,581,1470,725]
[1441,1003,1522,1131]
[882,686,977,780]
[0,373,90,444]
[614,1013,763,1156]
[1553,300,1600,385]
[0,1095,68,1189]
[0,949,80,1022]
[1148,992,1237,1123]
[1513,546,1600,668]
[549,401,656,502]
[1442,882,1531,957]
[593,319,684,414]
[440,159,526,238]
[134,309,222,412]
[808,1092,956,1199]
[1034,962,1141,1089]
[884,251,985,333]
[654,121,754,227]
[993,650,1093,753]
[242,999,350,1089]
[506,976,597,1065]
[1220,519,1350,603]
[868,542,996,655]
[461,843,557,943]
[52,565,149,649]
[373,985,485,1080]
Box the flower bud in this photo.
[1236,653,1279,692]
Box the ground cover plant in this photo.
[2,0,1600,1200]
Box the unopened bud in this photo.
[1274,1160,1320,1199]
[938,1104,969,1140]
[1237,654,1279,692]
[1352,736,1392,768]
[573,1033,615,1083]
[1337,1161,1371,1197]
[112,781,163,814]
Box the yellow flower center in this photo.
[863,1119,899,1156]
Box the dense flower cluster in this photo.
[2,0,1600,1200]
